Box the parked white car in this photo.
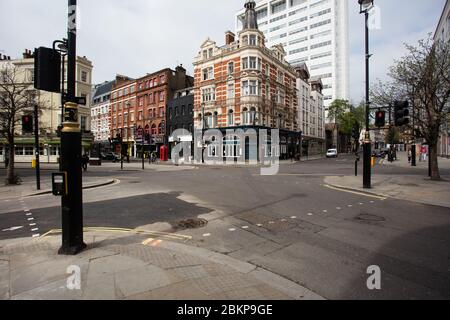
[326,149,338,158]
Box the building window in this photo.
[202,67,214,81]
[228,62,234,75]
[159,92,165,102]
[228,110,234,126]
[203,50,208,60]
[242,80,259,96]
[201,87,215,102]
[81,71,88,83]
[160,74,166,83]
[81,116,87,132]
[227,83,235,99]
[242,108,249,125]
[249,35,257,46]
[208,48,213,58]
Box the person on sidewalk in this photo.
[408,149,412,164]
[82,154,89,172]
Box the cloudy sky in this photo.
[0,0,446,103]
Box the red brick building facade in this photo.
[193,1,300,159]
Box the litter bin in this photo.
[31,159,36,169]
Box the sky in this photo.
[0,0,446,104]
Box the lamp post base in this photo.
[363,139,372,189]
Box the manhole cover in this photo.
[354,214,386,223]
[176,218,208,230]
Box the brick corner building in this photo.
[193,0,304,160]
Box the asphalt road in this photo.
[1,156,449,299]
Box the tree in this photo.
[0,63,37,185]
[327,99,351,150]
[373,35,450,180]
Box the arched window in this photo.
[151,124,157,135]
[250,107,257,125]
[213,112,218,128]
[242,108,249,125]
[158,123,163,134]
[205,113,213,129]
[228,110,234,126]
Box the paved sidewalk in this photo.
[0,176,116,200]
[0,231,323,300]
[379,151,450,170]
[325,174,450,208]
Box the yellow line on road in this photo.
[324,184,387,200]
[39,227,192,242]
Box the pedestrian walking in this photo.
[82,154,89,171]
[408,149,412,163]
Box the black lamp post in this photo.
[359,0,374,189]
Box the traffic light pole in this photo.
[363,9,372,189]
[34,104,41,190]
[59,0,86,255]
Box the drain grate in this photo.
[176,218,208,230]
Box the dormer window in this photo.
[203,50,208,60]
[249,35,257,46]
[208,48,213,58]
[242,35,249,46]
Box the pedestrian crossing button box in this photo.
[52,172,67,196]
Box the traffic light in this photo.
[22,115,34,133]
[352,123,360,140]
[34,47,61,93]
[394,101,410,127]
[375,110,386,128]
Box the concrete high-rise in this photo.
[236,0,349,112]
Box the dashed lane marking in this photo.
[32,234,40,238]
[291,216,297,219]
[203,233,211,237]
[242,226,249,229]
[229,228,236,232]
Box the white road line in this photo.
[308,213,313,216]
[256,224,263,227]
[202,233,211,237]
[291,216,297,219]
[348,205,353,207]
[268,221,275,224]
[242,226,249,229]
[29,223,36,226]
[359,203,364,205]
[27,218,34,221]
[336,207,342,210]
[32,234,40,238]
[31,228,39,232]
[323,210,328,213]
[281,219,287,222]
[229,228,236,232]
[26,213,32,216]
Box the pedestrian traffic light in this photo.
[394,101,410,127]
[375,110,386,128]
[22,115,33,133]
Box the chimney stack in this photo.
[225,31,235,45]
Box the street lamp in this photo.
[126,101,131,163]
[358,0,374,189]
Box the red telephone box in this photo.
[160,145,168,162]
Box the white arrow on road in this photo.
[2,226,24,232]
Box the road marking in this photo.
[31,228,39,232]
[370,201,375,203]
[291,216,297,219]
[308,213,313,216]
[336,207,342,210]
[256,224,263,227]
[229,228,236,232]
[322,210,328,213]
[268,221,275,224]
[324,184,387,200]
[2,226,24,232]
[348,205,353,207]
[242,226,249,229]
[26,213,32,216]
[142,238,155,245]
[29,223,36,226]
[359,203,364,205]
[27,218,34,221]
[281,219,287,222]
[32,234,40,238]
[202,233,211,237]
